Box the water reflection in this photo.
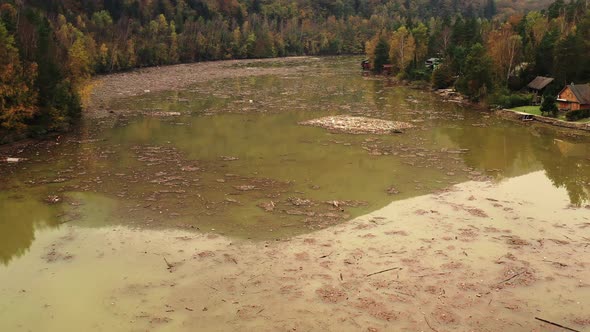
[0,193,62,265]
[539,136,590,206]
[440,124,590,206]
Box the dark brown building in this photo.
[527,76,554,105]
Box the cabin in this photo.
[361,59,371,71]
[556,83,590,111]
[527,76,554,105]
[425,58,441,70]
[382,64,393,75]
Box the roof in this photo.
[527,76,554,90]
[569,84,590,104]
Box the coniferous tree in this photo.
[456,43,493,101]
[373,37,390,74]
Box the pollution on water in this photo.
[1,57,590,331]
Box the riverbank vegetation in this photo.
[1,0,589,141]
[365,0,590,109]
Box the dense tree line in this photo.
[366,0,590,104]
[0,0,588,140]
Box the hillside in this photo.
[496,0,556,15]
[1,0,589,140]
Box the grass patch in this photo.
[511,106,542,115]
[509,106,573,121]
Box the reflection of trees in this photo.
[535,135,590,206]
[0,195,62,266]
[0,209,34,266]
[440,122,590,206]
[437,124,541,177]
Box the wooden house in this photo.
[425,58,441,70]
[382,64,393,75]
[556,83,590,111]
[527,76,554,105]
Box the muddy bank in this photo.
[1,172,588,331]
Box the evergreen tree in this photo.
[484,0,497,19]
[0,21,38,131]
[540,94,558,117]
[432,62,455,89]
[535,28,558,76]
[373,37,390,74]
[456,43,493,101]
[554,34,582,84]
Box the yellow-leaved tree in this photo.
[0,22,38,132]
[487,23,522,82]
[389,26,416,74]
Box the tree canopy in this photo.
[1,0,589,139]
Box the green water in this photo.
[1,56,589,266]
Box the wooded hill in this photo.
[0,0,588,140]
[365,0,589,105]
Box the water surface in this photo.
[1,56,589,266]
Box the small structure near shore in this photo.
[527,76,554,105]
[300,115,413,135]
[382,64,393,75]
[361,59,371,71]
[425,58,441,70]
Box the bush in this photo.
[408,68,430,81]
[431,63,454,89]
[565,109,590,121]
[540,95,558,118]
[489,92,533,108]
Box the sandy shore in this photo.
[1,171,588,331]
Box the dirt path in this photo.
[1,171,588,331]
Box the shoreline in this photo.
[0,56,317,156]
[392,79,590,133]
[496,108,590,132]
[1,172,588,331]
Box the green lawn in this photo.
[510,106,542,115]
[509,106,575,121]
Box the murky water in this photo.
[1,57,589,267]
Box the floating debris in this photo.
[435,89,467,103]
[386,186,400,195]
[300,115,413,135]
[44,195,62,204]
[258,201,276,212]
[144,111,181,117]
[5,157,26,163]
[234,185,256,191]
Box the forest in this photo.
[365,0,590,106]
[0,0,589,140]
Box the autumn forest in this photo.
[1,0,589,140]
